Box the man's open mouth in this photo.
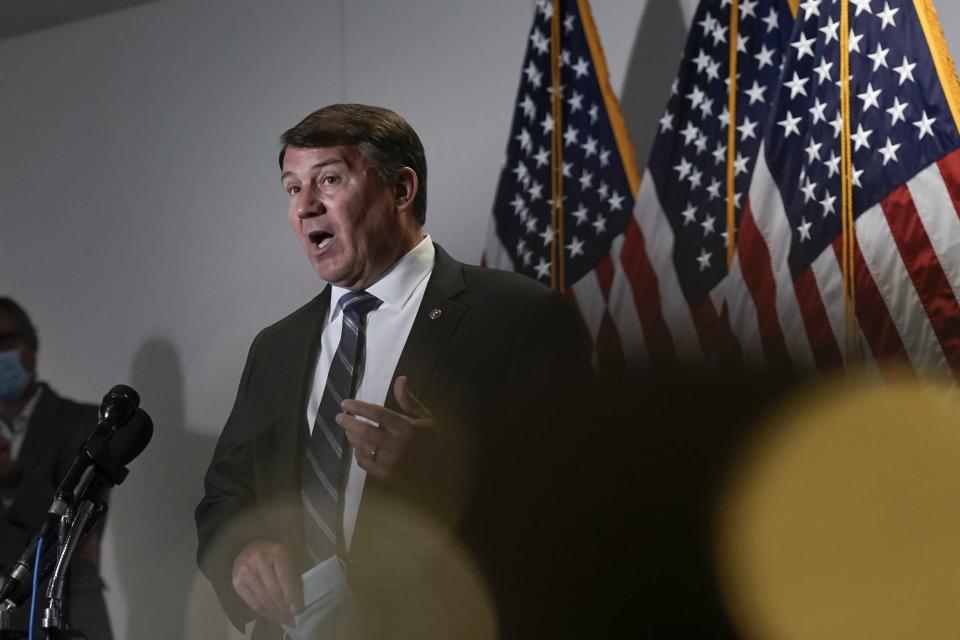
[308,231,333,249]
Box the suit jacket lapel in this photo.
[17,384,61,470]
[385,244,467,411]
[350,245,467,558]
[292,286,332,447]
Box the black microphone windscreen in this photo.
[107,408,153,466]
[105,384,140,408]
[99,385,140,427]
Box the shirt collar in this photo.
[328,235,435,322]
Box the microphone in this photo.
[0,389,147,609]
[96,385,140,436]
[45,409,154,614]
[79,408,153,489]
[54,385,141,506]
[108,406,152,463]
[0,408,153,612]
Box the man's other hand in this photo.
[231,541,302,626]
[337,376,436,481]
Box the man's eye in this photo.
[286,185,301,195]
[320,175,340,185]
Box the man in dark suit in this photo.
[195,104,593,639]
[0,297,113,639]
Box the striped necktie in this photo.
[302,290,382,563]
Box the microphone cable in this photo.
[29,535,43,640]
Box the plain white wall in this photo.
[0,2,344,636]
[18,0,960,636]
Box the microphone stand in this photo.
[42,436,128,640]
[0,437,128,639]
[0,501,106,640]
[0,390,150,640]
[40,495,109,637]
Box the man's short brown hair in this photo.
[279,104,428,225]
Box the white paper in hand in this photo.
[281,555,346,639]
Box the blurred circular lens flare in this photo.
[716,373,960,639]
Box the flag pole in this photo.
[839,0,857,363]
[550,0,565,292]
[726,0,741,271]
[577,0,640,194]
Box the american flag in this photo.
[483,0,641,375]
[638,0,960,378]
[727,0,960,375]
[632,0,796,367]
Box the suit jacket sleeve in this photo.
[194,332,265,630]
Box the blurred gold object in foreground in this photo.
[716,370,960,639]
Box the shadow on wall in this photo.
[109,338,233,639]
[620,0,687,169]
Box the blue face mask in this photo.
[0,349,32,401]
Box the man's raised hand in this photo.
[337,376,435,481]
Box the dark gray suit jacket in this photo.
[0,384,113,640]
[196,245,593,639]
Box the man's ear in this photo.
[393,167,418,210]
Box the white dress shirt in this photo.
[305,235,435,550]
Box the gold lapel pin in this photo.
[429,308,442,320]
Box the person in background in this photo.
[0,297,113,639]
